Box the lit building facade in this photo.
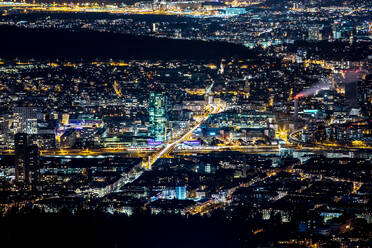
[14,133,40,185]
[149,92,167,142]
[15,133,28,183]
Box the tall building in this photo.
[345,82,358,107]
[26,144,40,185]
[14,133,28,183]
[13,107,40,134]
[25,119,38,135]
[0,115,9,147]
[149,92,166,142]
[332,23,342,40]
[175,186,186,200]
[14,133,40,185]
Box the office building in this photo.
[26,119,38,135]
[14,133,40,185]
[14,133,28,183]
[345,81,358,107]
[149,92,166,142]
[175,186,186,200]
[332,23,342,39]
[26,144,40,185]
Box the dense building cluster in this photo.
[1,2,371,47]
[0,0,371,247]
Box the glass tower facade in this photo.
[149,92,166,142]
[175,186,186,200]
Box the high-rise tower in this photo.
[149,92,166,142]
[26,144,40,185]
[14,133,28,183]
[14,133,40,185]
[345,81,358,107]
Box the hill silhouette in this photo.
[0,25,255,60]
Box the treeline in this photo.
[2,205,372,248]
[0,25,256,60]
[1,207,244,248]
[288,40,371,61]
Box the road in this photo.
[81,101,224,197]
[145,102,223,169]
[1,144,371,158]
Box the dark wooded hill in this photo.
[0,25,256,60]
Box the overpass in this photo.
[82,97,225,197]
[144,102,224,169]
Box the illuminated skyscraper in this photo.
[14,133,28,183]
[149,92,166,142]
[26,144,40,185]
[175,186,186,200]
[14,133,40,185]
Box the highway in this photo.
[145,102,223,169]
[81,100,224,197]
[1,144,371,158]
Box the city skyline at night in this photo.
[0,0,371,247]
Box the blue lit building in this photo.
[225,7,246,16]
[149,92,167,142]
[175,186,186,200]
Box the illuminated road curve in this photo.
[83,102,224,197]
[146,102,223,168]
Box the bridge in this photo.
[144,101,224,169]
[80,96,225,197]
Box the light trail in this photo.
[82,84,224,197]
[146,101,223,168]
[1,143,372,158]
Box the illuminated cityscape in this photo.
[0,0,371,247]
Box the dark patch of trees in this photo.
[0,25,256,60]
